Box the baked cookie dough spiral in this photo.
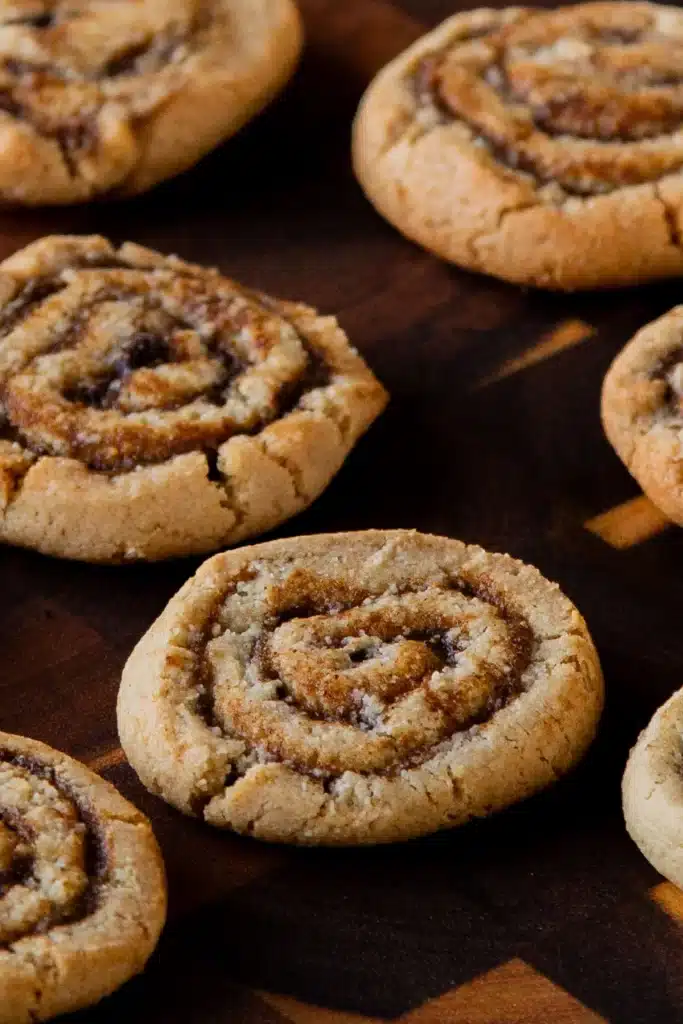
[353,2,683,290]
[602,306,683,524]
[0,0,302,204]
[118,530,604,846]
[0,731,166,1023]
[623,688,683,890]
[0,236,387,562]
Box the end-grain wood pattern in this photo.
[1,1,682,1021]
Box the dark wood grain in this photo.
[2,1,683,1021]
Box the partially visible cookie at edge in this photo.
[0,0,302,204]
[623,687,683,890]
[0,730,166,1023]
[353,2,683,290]
[602,305,683,524]
[117,529,604,846]
[0,235,388,562]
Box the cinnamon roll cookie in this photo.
[0,731,166,1022]
[0,0,302,204]
[602,307,683,524]
[118,530,604,846]
[353,2,683,290]
[0,235,387,562]
[623,688,683,889]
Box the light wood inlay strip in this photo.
[585,495,671,549]
[405,960,605,1023]
[477,319,595,388]
[651,881,683,922]
[87,746,126,774]
[259,992,377,1024]
[259,959,606,1024]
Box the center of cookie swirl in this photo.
[0,0,199,156]
[650,347,683,410]
[421,5,683,195]
[0,263,328,472]
[667,358,683,407]
[203,569,533,777]
[0,754,99,946]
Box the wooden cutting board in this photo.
[2,1,682,1020]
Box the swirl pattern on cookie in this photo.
[353,3,683,289]
[0,0,302,203]
[0,731,166,1022]
[417,4,683,196]
[0,236,387,562]
[602,305,683,524]
[118,530,604,845]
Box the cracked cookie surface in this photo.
[623,687,683,889]
[0,235,388,562]
[0,0,302,204]
[353,2,683,290]
[117,529,604,846]
[0,730,166,1023]
[602,305,683,523]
